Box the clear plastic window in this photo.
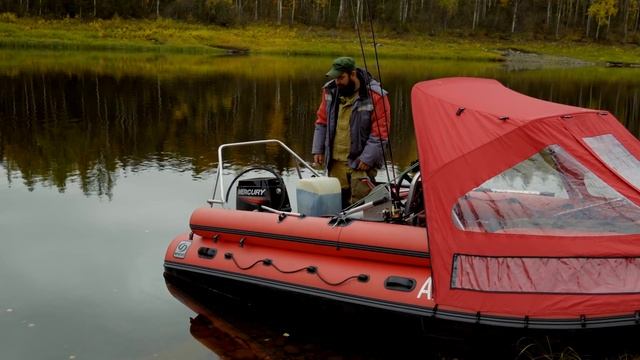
[452,255,640,294]
[452,145,640,235]
[584,134,640,189]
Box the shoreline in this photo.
[1,17,640,64]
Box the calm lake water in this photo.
[2,50,640,359]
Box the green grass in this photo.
[0,16,227,54]
[1,16,640,63]
[0,49,502,79]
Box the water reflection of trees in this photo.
[502,70,640,136]
[0,65,639,198]
[0,71,364,197]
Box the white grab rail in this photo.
[207,139,321,206]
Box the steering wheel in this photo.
[403,172,423,218]
[391,160,420,200]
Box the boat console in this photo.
[207,139,426,227]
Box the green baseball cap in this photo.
[326,57,356,78]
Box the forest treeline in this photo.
[1,0,639,43]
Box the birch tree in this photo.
[588,0,618,39]
[499,0,520,33]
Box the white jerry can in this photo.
[296,177,342,216]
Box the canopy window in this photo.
[584,134,640,190]
[452,145,640,235]
[452,255,640,294]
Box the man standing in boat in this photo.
[312,56,391,207]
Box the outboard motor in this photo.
[236,177,291,212]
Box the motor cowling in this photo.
[236,177,291,212]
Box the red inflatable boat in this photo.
[165,77,640,329]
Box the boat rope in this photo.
[269,261,311,274]
[224,252,369,286]
[314,269,369,287]
[349,0,398,203]
[224,254,266,271]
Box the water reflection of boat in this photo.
[164,271,514,359]
[164,272,446,359]
[165,77,640,329]
[165,275,275,359]
[165,266,640,359]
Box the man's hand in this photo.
[313,154,325,166]
[356,160,371,171]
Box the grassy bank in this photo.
[0,15,228,54]
[1,16,640,63]
[0,50,507,79]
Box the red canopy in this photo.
[412,77,640,324]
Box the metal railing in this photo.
[207,139,322,206]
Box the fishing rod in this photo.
[363,0,400,202]
[349,0,401,205]
[363,0,397,184]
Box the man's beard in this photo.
[338,78,357,97]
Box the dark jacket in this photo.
[312,68,391,172]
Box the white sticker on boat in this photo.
[416,277,432,300]
[173,241,191,259]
